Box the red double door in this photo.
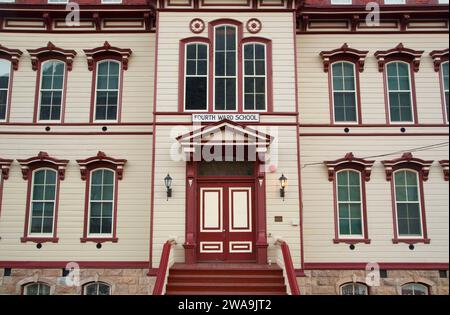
[197,182,256,262]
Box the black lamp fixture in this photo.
[164,174,173,201]
[279,174,287,201]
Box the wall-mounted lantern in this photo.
[279,174,287,201]
[164,174,173,201]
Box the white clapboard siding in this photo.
[0,33,155,123]
[297,34,450,124]
[300,136,449,263]
[0,135,152,261]
[156,12,296,113]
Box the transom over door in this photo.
[197,183,256,261]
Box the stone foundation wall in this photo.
[297,270,449,295]
[0,268,156,295]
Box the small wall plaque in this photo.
[274,216,283,223]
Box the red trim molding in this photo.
[325,153,374,245]
[0,158,13,181]
[430,48,449,72]
[17,152,68,244]
[374,43,424,73]
[381,152,433,182]
[320,43,368,73]
[77,151,126,244]
[439,160,449,181]
[324,152,375,182]
[303,263,449,271]
[83,41,132,71]
[382,153,433,245]
[0,261,149,269]
[0,44,23,71]
[27,42,77,72]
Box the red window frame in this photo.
[178,18,274,113]
[27,42,76,124]
[0,44,22,123]
[17,152,68,244]
[83,42,132,124]
[320,44,368,125]
[382,153,433,245]
[430,49,449,124]
[375,43,424,125]
[325,153,374,245]
[0,158,13,219]
[77,151,126,244]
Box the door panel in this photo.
[197,183,255,262]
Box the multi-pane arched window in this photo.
[214,25,237,111]
[184,43,209,111]
[441,61,449,122]
[29,168,58,236]
[401,283,429,295]
[340,283,369,295]
[95,60,120,121]
[336,170,363,237]
[23,282,51,295]
[331,62,358,123]
[386,61,414,123]
[38,60,65,121]
[88,169,115,235]
[243,43,267,111]
[393,170,423,237]
[83,282,112,295]
[0,59,11,122]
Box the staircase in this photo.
[165,263,288,295]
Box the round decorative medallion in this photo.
[246,18,262,34]
[190,18,205,34]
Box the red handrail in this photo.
[152,240,174,295]
[279,240,301,295]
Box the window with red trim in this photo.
[18,152,68,244]
[180,19,273,113]
[430,49,449,123]
[0,59,12,122]
[325,153,373,244]
[94,59,121,121]
[77,151,126,243]
[441,61,449,123]
[38,60,66,122]
[382,153,432,244]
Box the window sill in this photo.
[392,238,430,245]
[333,238,371,245]
[21,237,59,244]
[80,237,119,244]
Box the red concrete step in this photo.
[168,274,285,284]
[169,269,283,277]
[166,282,287,293]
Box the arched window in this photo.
[94,60,121,121]
[38,60,65,122]
[441,61,449,122]
[23,282,51,295]
[184,42,209,111]
[214,24,237,111]
[29,169,57,235]
[331,62,357,123]
[393,170,423,237]
[340,283,368,295]
[77,151,126,243]
[243,43,267,112]
[336,170,363,237]
[0,59,11,122]
[88,169,115,235]
[401,283,429,295]
[386,61,413,123]
[83,282,112,295]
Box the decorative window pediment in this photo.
[324,152,375,182]
[0,158,13,180]
[439,160,449,181]
[27,42,77,71]
[375,43,424,73]
[17,152,69,181]
[83,41,132,71]
[0,44,23,71]
[76,151,127,181]
[382,153,433,181]
[429,48,449,72]
[320,43,369,73]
